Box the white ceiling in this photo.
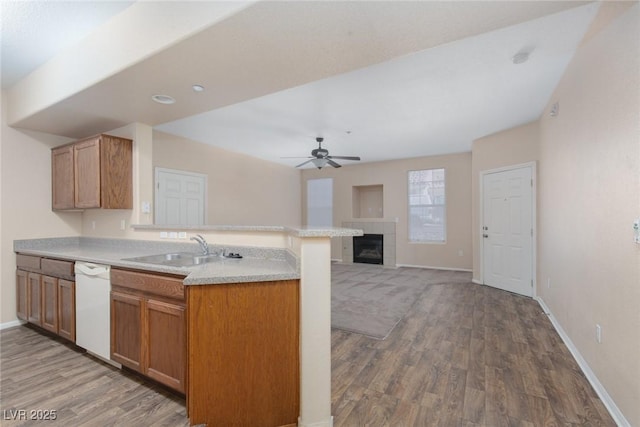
[0,1,134,88]
[2,1,600,168]
[158,2,599,166]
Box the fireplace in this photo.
[353,234,384,265]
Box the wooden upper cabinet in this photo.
[51,145,75,209]
[52,134,132,210]
[74,138,101,208]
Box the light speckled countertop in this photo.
[14,237,299,285]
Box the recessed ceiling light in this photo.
[192,85,205,92]
[151,94,175,104]
[512,47,534,65]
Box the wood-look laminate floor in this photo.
[0,326,189,427]
[331,267,616,426]
[1,267,615,427]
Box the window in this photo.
[307,178,333,227]
[408,168,446,242]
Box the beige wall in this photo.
[537,4,639,425]
[471,121,539,281]
[0,91,83,324]
[302,152,472,270]
[152,131,301,226]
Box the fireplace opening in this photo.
[353,234,384,265]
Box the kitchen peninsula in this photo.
[14,225,361,427]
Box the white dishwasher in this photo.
[75,262,117,365]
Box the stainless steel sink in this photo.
[123,252,220,267]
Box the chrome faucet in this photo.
[190,234,210,255]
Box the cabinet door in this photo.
[41,276,59,333]
[100,135,133,209]
[27,273,42,325]
[51,145,75,210]
[58,280,75,342]
[146,299,186,393]
[74,138,101,208]
[111,290,143,371]
[16,270,28,321]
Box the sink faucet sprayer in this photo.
[190,234,210,255]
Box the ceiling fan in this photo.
[285,137,361,169]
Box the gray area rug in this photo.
[331,263,472,339]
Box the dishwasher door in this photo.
[75,262,114,363]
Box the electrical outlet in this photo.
[91,221,96,230]
[596,324,602,343]
[120,219,126,230]
[458,250,464,257]
[547,278,551,289]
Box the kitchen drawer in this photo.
[16,254,41,272]
[111,269,185,301]
[42,258,74,280]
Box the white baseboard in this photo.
[535,297,630,427]
[396,263,472,273]
[298,416,333,427]
[472,278,483,285]
[0,320,26,330]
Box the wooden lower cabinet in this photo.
[110,291,143,371]
[187,280,300,427]
[146,299,185,392]
[16,270,28,321]
[16,257,76,343]
[41,275,59,333]
[57,279,76,341]
[27,273,42,325]
[110,269,186,394]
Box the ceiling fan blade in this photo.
[327,159,342,168]
[295,159,315,168]
[281,156,313,159]
[327,156,360,161]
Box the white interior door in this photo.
[307,178,333,227]
[482,166,533,297]
[155,168,206,226]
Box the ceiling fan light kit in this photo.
[311,158,328,169]
[290,137,361,169]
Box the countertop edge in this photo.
[131,224,364,238]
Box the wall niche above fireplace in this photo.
[352,185,383,218]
